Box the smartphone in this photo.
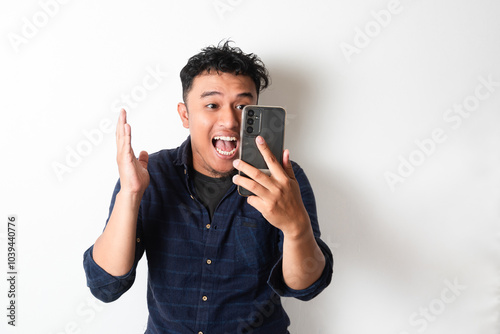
[238,105,286,196]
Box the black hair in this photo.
[180,40,270,102]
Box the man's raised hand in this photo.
[92,109,149,276]
[116,109,150,195]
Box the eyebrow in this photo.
[200,91,255,99]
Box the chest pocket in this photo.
[234,216,278,270]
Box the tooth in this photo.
[216,147,236,156]
[213,136,236,141]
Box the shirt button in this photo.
[202,295,208,302]
[198,332,203,334]
[206,224,211,229]
[136,238,140,243]
[190,195,194,200]
[206,259,212,265]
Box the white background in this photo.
[1,0,499,333]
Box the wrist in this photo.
[282,216,313,242]
[116,190,143,208]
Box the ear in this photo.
[177,102,189,129]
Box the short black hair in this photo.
[180,40,270,102]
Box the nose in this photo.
[217,105,240,130]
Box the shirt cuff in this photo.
[82,245,137,302]
[267,237,333,301]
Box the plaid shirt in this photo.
[83,137,333,334]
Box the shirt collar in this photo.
[174,135,192,168]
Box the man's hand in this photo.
[232,136,326,290]
[116,109,150,195]
[232,136,310,238]
[93,109,149,276]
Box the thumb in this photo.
[138,150,149,169]
[282,149,295,179]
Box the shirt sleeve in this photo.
[267,162,334,301]
[82,180,145,303]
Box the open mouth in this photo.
[212,136,238,157]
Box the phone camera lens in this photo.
[247,118,254,125]
[247,126,253,133]
[248,110,254,117]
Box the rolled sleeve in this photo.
[268,237,333,301]
[82,179,144,303]
[83,245,139,303]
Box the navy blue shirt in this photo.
[83,137,333,334]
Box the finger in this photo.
[255,136,285,179]
[122,122,137,160]
[116,109,128,154]
[116,109,126,140]
[232,173,268,198]
[116,109,122,143]
[245,192,266,212]
[116,109,136,163]
[282,149,296,180]
[123,122,132,149]
[138,150,149,169]
[233,158,274,190]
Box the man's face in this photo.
[178,71,258,177]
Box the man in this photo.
[83,41,333,334]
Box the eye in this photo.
[206,103,218,109]
[236,105,246,110]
